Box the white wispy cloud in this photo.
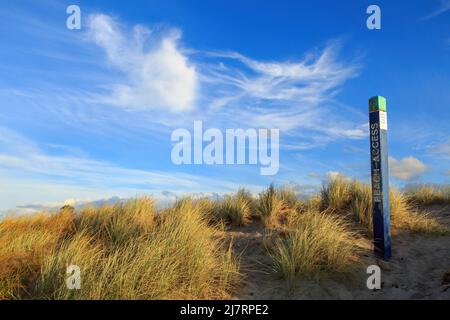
[205,44,357,103]
[202,42,363,133]
[84,15,365,143]
[389,156,428,180]
[87,14,198,112]
[420,0,450,21]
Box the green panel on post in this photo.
[369,96,387,112]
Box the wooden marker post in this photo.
[369,96,392,260]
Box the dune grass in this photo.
[320,177,353,212]
[265,209,359,287]
[349,181,373,229]
[215,189,254,226]
[0,198,239,300]
[263,179,448,287]
[405,185,450,206]
[0,209,75,299]
[389,189,449,235]
[320,177,448,235]
[256,184,301,228]
[1,179,448,299]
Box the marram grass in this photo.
[256,184,300,228]
[0,180,448,299]
[405,185,450,206]
[265,210,360,287]
[0,198,239,300]
[321,177,448,235]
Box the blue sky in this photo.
[0,0,449,213]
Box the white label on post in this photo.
[379,111,388,130]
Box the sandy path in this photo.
[227,205,450,300]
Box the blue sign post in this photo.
[369,96,392,261]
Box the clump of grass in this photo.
[216,189,254,226]
[256,184,299,228]
[0,210,75,299]
[277,187,301,210]
[320,177,352,212]
[405,185,450,206]
[347,182,448,235]
[266,209,359,287]
[303,195,322,212]
[0,198,240,300]
[76,197,156,245]
[349,181,373,230]
[390,189,449,235]
[193,197,219,223]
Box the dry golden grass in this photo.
[1,180,448,299]
[264,179,448,288]
[256,184,300,228]
[405,185,450,206]
[320,177,352,212]
[216,189,254,226]
[349,181,373,229]
[390,189,449,235]
[0,209,75,299]
[0,198,239,300]
[265,209,359,287]
[303,195,322,212]
[350,184,447,235]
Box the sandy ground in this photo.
[227,205,450,300]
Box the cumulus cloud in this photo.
[389,156,428,180]
[325,171,351,181]
[286,182,320,197]
[87,14,197,112]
